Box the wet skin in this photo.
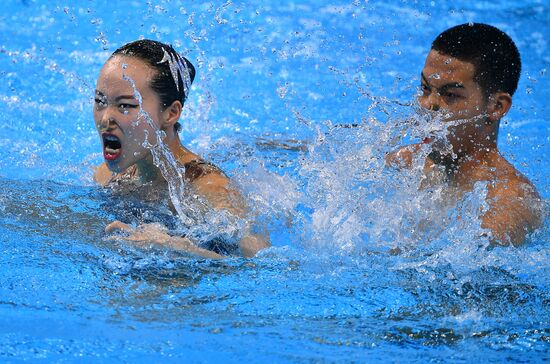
[94,56,175,177]
[419,50,495,155]
[386,50,542,246]
[93,56,269,258]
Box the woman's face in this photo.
[94,55,165,173]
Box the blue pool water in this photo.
[1,0,549,362]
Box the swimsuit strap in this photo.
[106,164,138,185]
[183,159,226,182]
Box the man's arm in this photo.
[385,143,422,168]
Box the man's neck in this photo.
[454,115,499,152]
[429,143,499,182]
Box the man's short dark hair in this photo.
[431,23,521,97]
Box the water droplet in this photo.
[94,31,108,46]
[432,73,440,80]
[122,63,128,69]
[276,83,288,99]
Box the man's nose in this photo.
[420,93,441,112]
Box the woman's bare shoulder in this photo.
[93,163,114,186]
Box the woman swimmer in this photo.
[93,39,269,258]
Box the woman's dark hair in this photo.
[111,39,196,132]
[431,23,521,97]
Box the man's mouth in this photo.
[102,133,122,161]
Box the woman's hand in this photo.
[105,221,171,246]
[105,220,225,259]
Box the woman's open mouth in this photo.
[102,133,122,161]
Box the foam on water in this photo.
[0,0,549,361]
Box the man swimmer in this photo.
[386,23,542,246]
[93,39,269,258]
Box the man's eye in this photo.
[420,84,430,95]
[94,98,106,107]
[442,92,461,101]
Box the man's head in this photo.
[431,23,521,98]
[419,23,521,153]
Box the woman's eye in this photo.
[119,103,138,110]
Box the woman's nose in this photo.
[98,111,117,131]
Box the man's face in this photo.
[419,50,492,154]
[419,50,487,121]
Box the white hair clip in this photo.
[158,47,192,97]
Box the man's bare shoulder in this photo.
[475,152,539,198]
[474,152,542,246]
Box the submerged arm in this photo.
[104,171,269,259]
[105,221,224,259]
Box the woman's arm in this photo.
[105,171,270,258]
[105,221,225,259]
[191,172,271,257]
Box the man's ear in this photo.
[161,100,183,129]
[487,92,512,122]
